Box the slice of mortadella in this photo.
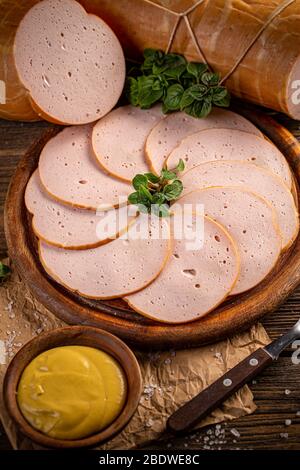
[145,108,263,175]
[125,215,240,324]
[92,105,165,182]
[39,214,171,299]
[166,128,292,188]
[181,160,299,250]
[173,187,281,295]
[39,125,131,210]
[13,0,125,125]
[25,170,137,249]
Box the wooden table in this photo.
[0,114,300,451]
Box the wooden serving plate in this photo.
[4,106,300,349]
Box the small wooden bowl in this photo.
[3,326,142,449]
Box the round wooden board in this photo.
[4,106,300,349]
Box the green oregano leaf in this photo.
[163,84,184,111]
[126,77,139,106]
[128,192,140,204]
[176,159,185,172]
[152,203,170,218]
[163,179,183,201]
[137,76,164,108]
[145,173,160,183]
[138,185,153,202]
[132,174,149,190]
[0,262,10,280]
[161,169,177,180]
[152,193,166,205]
[213,89,230,107]
[186,62,208,80]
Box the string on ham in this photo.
[141,0,296,84]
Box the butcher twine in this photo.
[142,0,296,84]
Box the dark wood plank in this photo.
[0,120,53,259]
[0,114,300,449]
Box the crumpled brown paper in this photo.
[0,262,270,450]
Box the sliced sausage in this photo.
[25,170,136,249]
[181,161,299,250]
[92,105,164,182]
[39,214,171,299]
[145,108,263,175]
[125,215,240,324]
[13,0,125,125]
[174,187,281,295]
[166,128,291,188]
[38,125,131,210]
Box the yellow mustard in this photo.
[17,346,127,440]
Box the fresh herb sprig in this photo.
[128,159,185,217]
[0,262,10,281]
[126,49,230,119]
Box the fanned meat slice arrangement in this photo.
[25,98,299,324]
[145,108,263,175]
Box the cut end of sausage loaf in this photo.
[14,0,125,124]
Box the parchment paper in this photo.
[0,261,270,450]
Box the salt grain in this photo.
[230,428,240,438]
[285,389,291,395]
[285,419,292,426]
[280,432,289,439]
[143,385,155,399]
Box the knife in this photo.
[167,319,300,434]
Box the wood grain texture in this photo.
[4,106,300,349]
[0,106,300,449]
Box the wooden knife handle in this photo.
[167,348,272,434]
